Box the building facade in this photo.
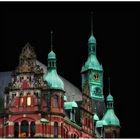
[0,20,120,138]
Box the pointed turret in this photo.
[102,93,120,127]
[43,31,64,91]
[102,78,120,126]
[81,13,102,73]
[101,78,120,138]
[88,12,96,55]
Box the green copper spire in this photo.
[107,78,113,103]
[88,12,96,55]
[43,31,64,91]
[81,13,102,72]
[101,78,120,127]
[48,31,56,60]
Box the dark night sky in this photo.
[0,2,137,138]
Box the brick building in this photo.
[0,19,120,138]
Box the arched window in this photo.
[30,121,35,137]
[27,96,31,106]
[74,133,76,138]
[71,134,74,138]
[14,122,19,138]
[21,120,28,137]
[53,95,59,107]
[54,122,58,138]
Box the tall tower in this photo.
[43,31,65,138]
[81,14,105,118]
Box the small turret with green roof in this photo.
[102,93,120,127]
[102,78,120,127]
[43,31,64,91]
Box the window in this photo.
[12,94,15,99]
[54,95,59,107]
[20,97,24,106]
[21,120,28,137]
[54,122,58,138]
[27,97,31,106]
[72,109,75,122]
[30,121,35,137]
[112,130,117,138]
[74,134,77,138]
[14,122,19,138]
[71,134,74,138]
[34,92,39,98]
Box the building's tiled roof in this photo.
[0,71,11,98]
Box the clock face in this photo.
[94,73,99,80]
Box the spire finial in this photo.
[108,77,111,94]
[91,11,93,35]
[51,30,53,51]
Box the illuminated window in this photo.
[27,96,31,106]
[20,97,24,106]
